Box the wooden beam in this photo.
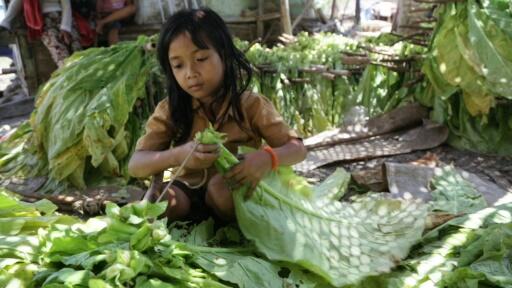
[223,13,280,24]
[257,0,264,38]
[355,0,361,25]
[330,0,338,19]
[280,0,292,34]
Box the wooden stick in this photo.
[280,0,293,34]
[414,0,464,3]
[292,0,314,30]
[341,50,368,57]
[257,0,264,38]
[409,18,438,25]
[409,8,435,14]
[341,56,371,66]
[330,0,338,20]
[399,25,434,31]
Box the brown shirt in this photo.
[135,91,299,187]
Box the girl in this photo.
[128,8,307,221]
[95,0,135,45]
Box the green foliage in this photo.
[359,204,512,288]
[421,0,512,155]
[0,36,166,192]
[238,33,424,136]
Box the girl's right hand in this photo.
[178,141,219,169]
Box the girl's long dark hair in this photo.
[157,8,253,145]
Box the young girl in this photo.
[128,8,307,221]
[95,0,135,45]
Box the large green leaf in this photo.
[430,166,488,214]
[196,128,428,287]
[433,3,494,116]
[193,251,283,288]
[467,0,512,100]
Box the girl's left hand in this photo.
[224,150,272,196]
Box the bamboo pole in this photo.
[355,0,361,25]
[280,0,293,34]
[257,0,264,38]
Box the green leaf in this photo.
[430,166,488,214]
[42,268,94,287]
[467,0,512,100]
[193,251,283,288]
[186,218,215,246]
[89,278,115,288]
[134,278,177,288]
[197,127,428,287]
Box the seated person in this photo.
[0,0,81,67]
[95,0,135,45]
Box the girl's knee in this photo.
[206,175,235,219]
[166,186,191,221]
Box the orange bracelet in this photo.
[263,146,279,171]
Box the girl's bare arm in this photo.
[272,138,307,166]
[128,148,181,178]
[128,142,220,178]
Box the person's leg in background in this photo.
[0,0,23,31]
[40,12,71,67]
[105,22,121,45]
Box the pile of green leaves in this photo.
[0,36,166,192]
[1,125,509,287]
[0,188,331,288]
[0,122,36,177]
[196,127,429,287]
[30,36,165,189]
[420,0,512,155]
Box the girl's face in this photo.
[168,32,225,104]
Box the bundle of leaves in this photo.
[238,33,425,136]
[420,0,512,155]
[0,36,166,192]
[0,189,332,288]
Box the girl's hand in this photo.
[178,141,219,169]
[224,150,272,195]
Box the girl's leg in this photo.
[107,28,119,45]
[205,174,235,220]
[166,185,191,221]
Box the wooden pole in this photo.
[257,0,264,38]
[355,0,361,25]
[280,0,293,34]
[330,0,338,19]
